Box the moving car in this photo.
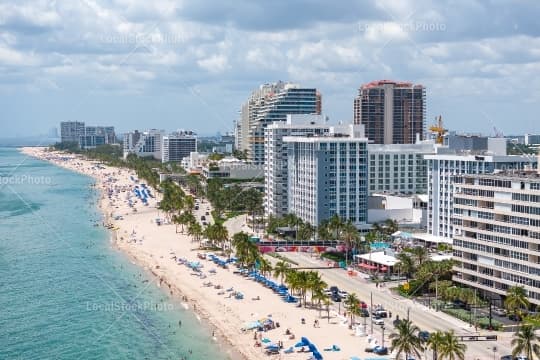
[493,307,507,316]
[331,293,341,302]
[372,317,384,325]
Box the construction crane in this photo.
[429,115,447,144]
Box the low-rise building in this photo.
[202,157,264,180]
[368,193,427,227]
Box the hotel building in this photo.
[285,124,368,228]
[162,131,197,163]
[453,171,540,304]
[123,129,165,160]
[367,142,438,195]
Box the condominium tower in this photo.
[264,114,330,219]
[354,80,425,144]
[162,131,197,163]
[285,124,368,228]
[236,81,321,164]
[425,153,536,240]
[453,172,540,305]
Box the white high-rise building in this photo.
[285,124,368,228]
[367,142,439,195]
[60,121,85,143]
[425,153,535,240]
[123,129,165,160]
[264,114,330,219]
[162,131,197,163]
[453,172,540,304]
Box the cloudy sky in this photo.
[1,0,539,137]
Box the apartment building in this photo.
[236,81,321,164]
[353,80,425,144]
[453,171,540,305]
[285,124,368,228]
[264,114,330,219]
[425,153,535,240]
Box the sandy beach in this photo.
[21,147,406,360]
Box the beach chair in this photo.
[284,347,294,354]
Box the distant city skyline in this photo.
[1,1,540,138]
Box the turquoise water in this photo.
[0,148,229,360]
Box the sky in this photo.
[1,0,539,137]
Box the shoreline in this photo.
[22,147,245,360]
[21,147,388,360]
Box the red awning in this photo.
[360,263,377,270]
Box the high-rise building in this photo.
[123,129,165,160]
[60,121,85,143]
[60,122,115,149]
[453,172,540,304]
[367,142,439,195]
[264,114,330,219]
[285,124,368,228]
[162,131,197,163]
[425,153,535,240]
[237,81,320,164]
[354,80,425,144]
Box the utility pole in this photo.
[381,326,385,348]
[435,274,439,311]
[489,299,493,330]
[407,307,410,321]
[370,292,374,334]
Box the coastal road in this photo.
[283,252,511,359]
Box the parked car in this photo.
[493,308,507,316]
[372,317,384,325]
[205,211,210,215]
[359,309,370,317]
[373,346,388,355]
[500,356,513,360]
[202,221,207,226]
[452,299,467,309]
[418,331,430,342]
[201,216,206,221]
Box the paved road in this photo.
[283,252,512,359]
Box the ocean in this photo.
[0,148,229,360]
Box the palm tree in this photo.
[410,246,429,266]
[340,221,359,265]
[505,285,530,322]
[384,218,398,236]
[258,257,273,277]
[328,214,343,240]
[273,261,290,285]
[344,293,360,326]
[307,272,327,307]
[396,252,416,281]
[426,330,445,360]
[311,289,329,318]
[232,232,256,267]
[389,319,423,360]
[439,330,467,360]
[512,325,540,360]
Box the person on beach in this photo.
[178,320,182,327]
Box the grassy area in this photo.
[442,307,503,330]
[265,252,299,265]
[320,251,345,262]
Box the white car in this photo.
[372,317,384,325]
[338,290,349,298]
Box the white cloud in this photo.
[197,54,228,73]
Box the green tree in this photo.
[512,325,540,360]
[344,293,360,326]
[396,252,416,280]
[273,261,290,285]
[439,330,467,360]
[505,285,530,322]
[426,330,445,360]
[389,319,423,360]
[340,221,359,265]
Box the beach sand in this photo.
[22,147,383,360]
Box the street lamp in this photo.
[381,326,385,348]
[492,346,497,360]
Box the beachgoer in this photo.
[179,320,182,327]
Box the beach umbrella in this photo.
[294,341,306,348]
[301,337,310,346]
